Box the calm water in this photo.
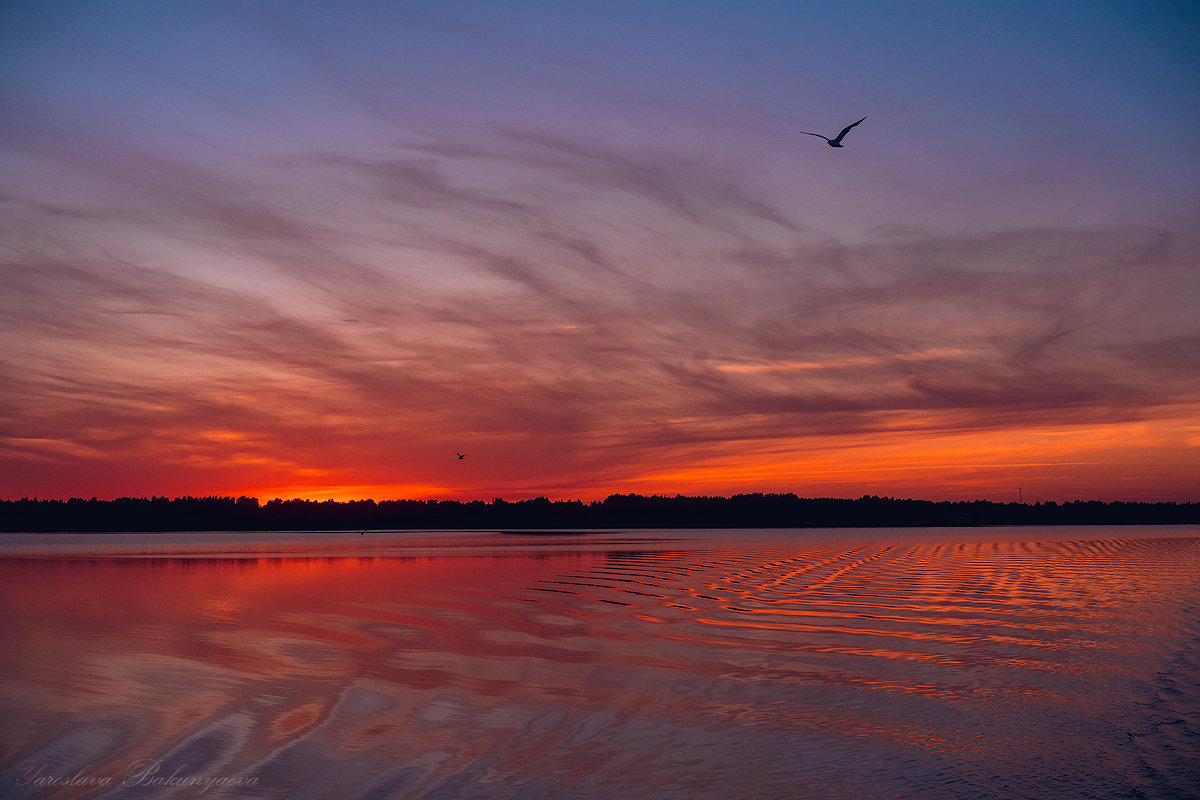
[1,527,1198,799]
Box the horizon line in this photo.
[5,492,1198,506]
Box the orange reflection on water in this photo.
[2,532,1198,800]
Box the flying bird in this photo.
[457,452,467,460]
[801,116,867,148]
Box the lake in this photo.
[1,527,1198,799]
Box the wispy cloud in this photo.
[2,2,1198,500]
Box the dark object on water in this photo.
[801,116,867,148]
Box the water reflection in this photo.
[1,531,1198,799]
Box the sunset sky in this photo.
[2,1,1198,503]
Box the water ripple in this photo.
[1,530,1197,799]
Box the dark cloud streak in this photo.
[2,95,1198,498]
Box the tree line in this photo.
[2,493,1198,532]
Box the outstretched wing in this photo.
[800,130,830,142]
[830,116,867,144]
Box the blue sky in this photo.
[2,1,1198,501]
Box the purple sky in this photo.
[2,1,1198,502]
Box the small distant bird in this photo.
[801,116,867,148]
[457,452,467,460]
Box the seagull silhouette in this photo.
[456,452,466,460]
[801,116,866,148]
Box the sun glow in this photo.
[619,415,1200,502]
[251,483,460,503]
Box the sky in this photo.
[2,0,1198,503]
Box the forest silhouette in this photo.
[2,493,1197,532]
